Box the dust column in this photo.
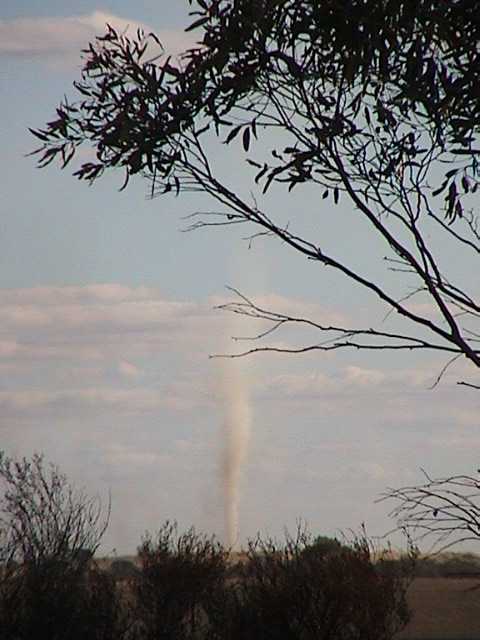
[221,362,251,549]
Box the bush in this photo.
[0,451,124,640]
[134,521,228,640]
[0,451,414,640]
[208,528,414,640]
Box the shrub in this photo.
[134,521,228,640]
[0,451,123,640]
[209,528,414,640]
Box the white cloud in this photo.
[0,387,184,414]
[0,12,195,63]
[258,366,398,398]
[344,365,385,387]
[0,284,201,335]
[261,372,334,397]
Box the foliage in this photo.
[0,452,121,640]
[308,534,344,556]
[134,521,228,640]
[0,476,414,640]
[0,451,109,567]
[208,527,414,640]
[31,0,480,385]
[0,561,125,640]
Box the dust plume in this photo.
[220,362,251,549]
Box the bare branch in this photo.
[380,472,480,553]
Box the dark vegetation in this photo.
[0,452,415,640]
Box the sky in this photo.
[1,1,479,555]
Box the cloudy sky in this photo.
[2,1,479,554]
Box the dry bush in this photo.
[134,521,228,640]
[0,451,125,640]
[207,529,414,640]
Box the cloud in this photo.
[344,365,386,387]
[0,387,186,415]
[257,365,406,399]
[0,284,202,337]
[260,371,335,397]
[0,12,195,63]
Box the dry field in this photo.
[398,577,480,639]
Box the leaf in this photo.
[432,179,448,197]
[454,200,463,220]
[322,189,329,199]
[224,125,241,145]
[262,166,284,194]
[185,16,210,32]
[364,106,371,126]
[255,164,268,183]
[242,127,250,152]
[29,128,49,143]
[61,146,76,169]
[334,187,339,204]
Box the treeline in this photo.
[0,452,414,640]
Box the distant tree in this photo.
[31,0,480,385]
[308,534,344,556]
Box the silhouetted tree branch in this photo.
[382,470,480,553]
[31,0,480,384]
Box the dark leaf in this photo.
[364,107,371,126]
[242,127,250,152]
[224,125,242,145]
[255,164,268,183]
[185,16,210,32]
[29,128,49,143]
[432,179,448,197]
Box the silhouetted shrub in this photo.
[134,521,228,640]
[208,528,414,640]
[110,558,140,581]
[0,452,124,640]
[0,451,414,640]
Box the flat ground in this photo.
[398,577,480,639]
